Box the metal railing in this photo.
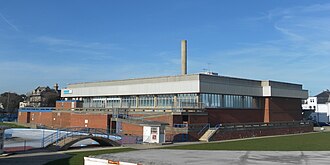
[217,121,312,130]
[42,127,117,148]
[198,123,210,135]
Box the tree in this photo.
[43,92,60,107]
[0,92,24,113]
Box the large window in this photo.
[177,94,198,108]
[81,93,261,109]
[138,95,154,107]
[200,93,261,109]
[157,95,174,108]
[121,96,136,108]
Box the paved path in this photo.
[93,149,330,165]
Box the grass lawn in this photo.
[165,132,330,151]
[45,148,136,165]
[0,122,29,128]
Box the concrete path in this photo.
[93,149,330,165]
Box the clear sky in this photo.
[0,0,329,96]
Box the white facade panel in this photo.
[62,80,200,97]
[263,86,271,97]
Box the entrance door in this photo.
[27,112,30,123]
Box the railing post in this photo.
[42,129,45,148]
[56,129,59,146]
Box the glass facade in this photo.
[178,94,198,108]
[80,93,262,109]
[157,95,174,107]
[200,93,260,109]
[138,95,154,107]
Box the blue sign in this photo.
[63,89,72,94]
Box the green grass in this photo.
[0,122,29,128]
[45,148,136,165]
[165,132,330,151]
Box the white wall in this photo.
[63,80,200,97]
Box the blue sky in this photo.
[0,0,330,95]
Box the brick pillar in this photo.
[264,97,270,123]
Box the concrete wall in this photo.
[62,74,308,99]
[63,75,200,97]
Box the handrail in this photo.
[42,127,118,148]
[215,123,222,129]
[198,123,210,135]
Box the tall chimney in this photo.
[181,40,187,75]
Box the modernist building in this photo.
[60,73,308,124]
[18,40,310,142]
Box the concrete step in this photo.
[199,129,217,142]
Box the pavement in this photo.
[1,130,329,165]
[93,149,330,165]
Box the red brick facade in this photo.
[210,125,313,141]
[17,97,306,142]
[267,97,302,122]
[120,122,143,136]
[207,109,264,125]
[18,111,108,129]
[55,101,83,110]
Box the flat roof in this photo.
[62,74,308,99]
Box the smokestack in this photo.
[181,40,187,75]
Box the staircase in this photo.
[199,129,217,142]
[199,124,221,142]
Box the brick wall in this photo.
[70,113,108,129]
[207,109,264,125]
[173,115,183,124]
[120,122,143,136]
[30,112,53,126]
[17,112,28,124]
[268,97,302,122]
[56,101,83,110]
[189,114,208,124]
[52,112,71,128]
[210,125,313,141]
[143,114,174,126]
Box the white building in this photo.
[302,90,330,122]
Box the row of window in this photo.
[82,93,262,109]
[200,94,260,109]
